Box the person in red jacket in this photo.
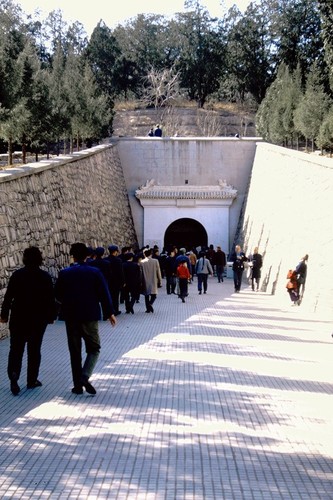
[176,261,191,303]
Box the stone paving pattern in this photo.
[0,278,332,499]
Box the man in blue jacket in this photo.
[55,243,116,395]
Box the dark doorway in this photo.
[164,218,208,251]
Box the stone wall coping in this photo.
[136,181,238,200]
[257,142,333,169]
[0,144,113,184]
[112,136,263,142]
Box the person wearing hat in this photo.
[55,243,116,395]
[104,245,124,316]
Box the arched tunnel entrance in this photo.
[164,218,208,251]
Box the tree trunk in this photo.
[8,138,13,166]
[22,142,26,164]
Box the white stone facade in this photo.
[115,137,258,252]
[135,181,237,251]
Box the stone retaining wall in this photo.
[0,145,137,339]
[242,142,333,318]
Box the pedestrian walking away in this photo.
[55,243,116,395]
[122,253,142,314]
[176,261,191,302]
[165,249,177,294]
[230,244,248,293]
[0,246,57,395]
[104,244,124,316]
[196,251,213,294]
[295,254,308,304]
[248,246,263,291]
[140,248,162,313]
[215,246,226,283]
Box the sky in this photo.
[17,0,253,36]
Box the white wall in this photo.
[242,142,333,316]
[115,137,258,252]
[141,200,232,251]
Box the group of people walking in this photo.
[230,244,263,293]
[0,242,229,396]
[1,240,304,397]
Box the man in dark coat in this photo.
[215,246,226,283]
[249,247,263,291]
[55,243,116,395]
[165,249,177,294]
[122,253,142,314]
[230,244,248,293]
[104,244,124,316]
[89,247,113,290]
[0,246,57,395]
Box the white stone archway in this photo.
[135,180,237,252]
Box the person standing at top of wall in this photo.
[154,124,162,137]
[231,244,248,293]
[0,246,57,395]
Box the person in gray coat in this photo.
[196,251,213,294]
[140,248,162,313]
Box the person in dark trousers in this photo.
[0,246,57,395]
[55,243,116,395]
[231,244,248,292]
[122,253,142,314]
[140,248,162,313]
[206,244,216,275]
[165,249,177,294]
[176,261,191,303]
[104,244,124,316]
[196,251,213,294]
[248,247,263,291]
[215,246,226,283]
[295,254,308,304]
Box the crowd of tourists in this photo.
[0,242,229,397]
[1,238,309,397]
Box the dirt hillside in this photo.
[112,103,257,138]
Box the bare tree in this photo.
[141,67,182,119]
[196,109,222,136]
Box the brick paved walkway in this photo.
[0,278,332,499]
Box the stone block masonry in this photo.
[0,145,137,339]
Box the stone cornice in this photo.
[135,179,237,200]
